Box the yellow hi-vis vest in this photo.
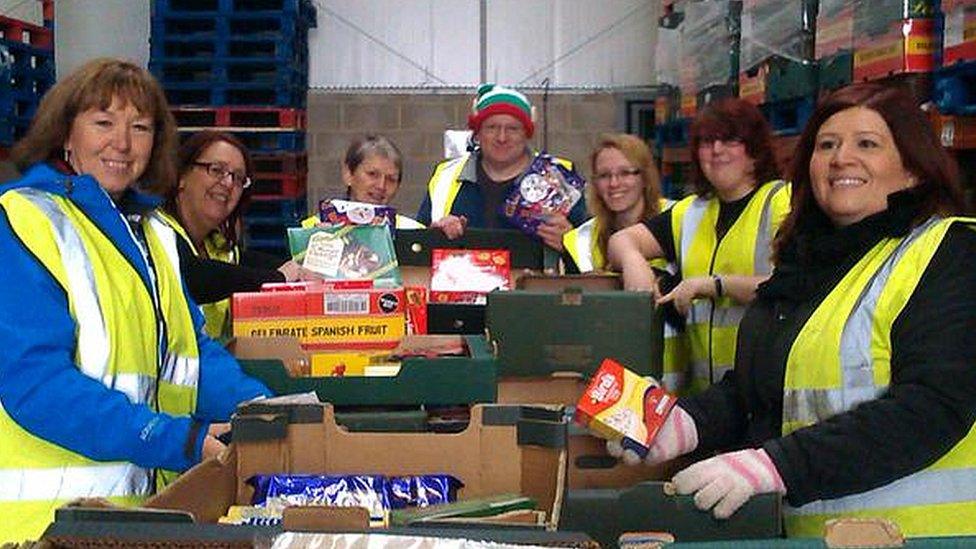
[0,189,200,541]
[666,180,790,394]
[426,151,574,223]
[782,216,976,538]
[156,209,238,340]
[563,198,676,273]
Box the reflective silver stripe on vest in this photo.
[687,300,745,328]
[428,155,468,223]
[678,197,709,266]
[690,358,732,384]
[147,214,200,389]
[0,462,150,501]
[16,190,155,404]
[784,218,938,426]
[572,219,596,272]
[753,180,786,274]
[787,467,976,516]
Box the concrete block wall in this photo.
[305,90,623,219]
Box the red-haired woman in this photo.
[607,98,791,395]
[618,82,976,538]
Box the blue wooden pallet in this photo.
[178,128,306,153]
[164,83,307,108]
[151,56,307,87]
[153,0,316,27]
[654,117,691,148]
[245,195,307,223]
[934,60,976,116]
[760,97,814,136]
[151,12,308,42]
[150,30,307,64]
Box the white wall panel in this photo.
[310,0,479,87]
[310,0,658,89]
[55,0,150,79]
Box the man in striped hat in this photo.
[417,83,587,251]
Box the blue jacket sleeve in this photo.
[0,208,199,472]
[182,281,271,422]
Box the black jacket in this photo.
[175,237,285,304]
[681,192,976,507]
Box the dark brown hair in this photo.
[589,133,664,258]
[11,57,177,195]
[774,82,963,258]
[165,130,253,248]
[689,97,780,196]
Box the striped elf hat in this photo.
[467,83,535,138]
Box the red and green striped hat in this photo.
[467,83,535,138]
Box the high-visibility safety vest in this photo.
[0,188,200,540]
[666,180,790,394]
[782,216,976,538]
[426,151,573,223]
[156,209,238,340]
[563,198,675,273]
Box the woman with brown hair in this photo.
[607,98,791,396]
[159,130,312,340]
[562,133,667,273]
[0,58,269,541]
[617,83,976,538]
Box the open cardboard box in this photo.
[145,403,567,532]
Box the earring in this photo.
[62,148,70,163]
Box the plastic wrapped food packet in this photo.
[501,153,585,238]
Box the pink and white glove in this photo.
[606,405,699,466]
[672,448,786,519]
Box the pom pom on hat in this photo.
[468,83,535,138]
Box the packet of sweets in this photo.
[575,358,676,459]
[501,153,585,237]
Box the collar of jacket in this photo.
[3,162,164,286]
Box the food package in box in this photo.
[429,249,510,305]
[287,224,401,285]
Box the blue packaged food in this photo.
[248,474,391,521]
[388,474,463,509]
[501,153,585,237]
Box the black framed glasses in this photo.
[594,168,641,184]
[193,161,251,189]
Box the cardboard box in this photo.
[232,314,405,350]
[944,0,976,65]
[233,287,406,319]
[816,0,854,59]
[486,290,662,379]
[145,403,568,531]
[310,350,393,377]
[853,18,937,81]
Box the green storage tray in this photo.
[486,290,662,378]
[333,409,430,432]
[561,482,782,547]
[239,335,497,406]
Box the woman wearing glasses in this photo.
[160,130,312,339]
[563,133,669,273]
[607,98,791,398]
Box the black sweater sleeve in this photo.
[176,237,285,304]
[642,209,677,262]
[765,225,976,506]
